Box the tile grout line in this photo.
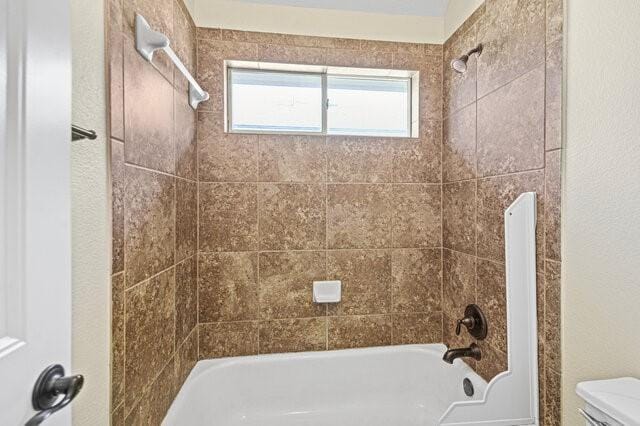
[324,140,329,350]
[256,135,262,354]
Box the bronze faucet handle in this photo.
[454,305,488,340]
[455,317,476,335]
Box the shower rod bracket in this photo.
[135,14,210,109]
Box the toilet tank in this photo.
[576,377,640,426]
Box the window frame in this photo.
[226,66,415,138]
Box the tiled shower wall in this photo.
[108,0,198,423]
[194,30,446,357]
[108,0,563,424]
[441,0,562,424]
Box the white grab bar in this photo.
[134,14,209,109]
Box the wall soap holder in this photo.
[313,280,341,303]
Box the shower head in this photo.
[451,55,470,73]
[451,44,483,73]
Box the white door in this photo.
[0,0,75,425]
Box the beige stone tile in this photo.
[124,166,175,287]
[175,328,198,390]
[196,27,221,40]
[195,44,225,113]
[392,184,441,248]
[197,38,258,61]
[175,179,196,262]
[477,66,545,177]
[199,183,258,252]
[476,342,507,382]
[476,0,545,97]
[257,44,325,65]
[197,39,257,112]
[175,257,197,346]
[392,249,442,313]
[544,368,561,426]
[108,22,124,141]
[259,135,326,183]
[546,0,563,44]
[199,321,259,358]
[172,0,196,79]
[537,271,546,381]
[476,170,544,263]
[259,251,326,319]
[360,39,423,54]
[443,180,476,255]
[174,88,197,180]
[327,250,392,316]
[124,268,175,409]
[259,318,327,354]
[444,24,477,116]
[477,259,507,353]
[125,357,176,425]
[111,140,124,273]
[546,41,562,152]
[327,184,392,249]
[324,49,393,69]
[392,312,442,345]
[112,402,125,426]
[123,41,174,174]
[443,103,476,182]
[220,29,290,44]
[328,315,392,350]
[545,150,562,261]
[111,273,125,409]
[122,0,174,79]
[258,183,326,250]
[226,31,360,49]
[443,249,476,315]
[393,120,442,183]
[197,112,258,182]
[545,260,561,373]
[198,252,258,322]
[539,347,546,424]
[326,137,393,183]
[286,34,361,50]
[393,53,442,120]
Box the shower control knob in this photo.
[454,304,488,340]
[455,317,476,336]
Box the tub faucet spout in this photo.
[442,343,482,364]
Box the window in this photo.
[229,69,323,133]
[327,76,410,137]
[227,63,418,137]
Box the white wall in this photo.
[70,0,110,424]
[183,0,195,16]
[193,0,444,43]
[193,0,482,43]
[444,0,483,39]
[563,0,640,424]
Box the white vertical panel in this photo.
[440,192,539,426]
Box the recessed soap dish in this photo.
[313,280,341,303]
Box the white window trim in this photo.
[224,60,420,138]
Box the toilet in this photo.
[576,377,640,425]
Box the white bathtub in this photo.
[163,344,486,426]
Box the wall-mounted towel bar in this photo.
[71,125,97,141]
[135,14,209,109]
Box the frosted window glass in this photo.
[327,76,410,137]
[230,69,322,133]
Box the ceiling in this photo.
[230,0,451,17]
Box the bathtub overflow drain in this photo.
[463,378,474,397]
